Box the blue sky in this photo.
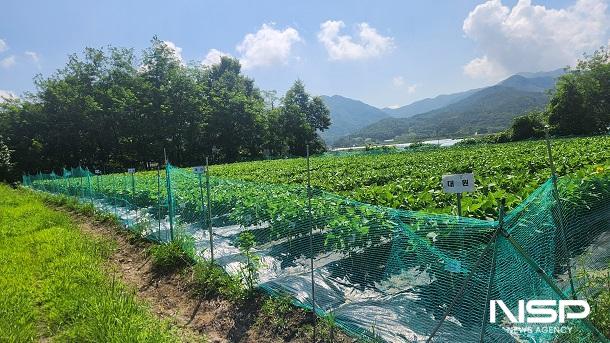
[1,0,608,108]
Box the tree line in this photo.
[0,37,330,181]
[499,47,610,142]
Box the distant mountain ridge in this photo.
[319,95,389,144]
[382,88,481,118]
[326,68,564,147]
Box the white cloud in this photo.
[202,48,232,66]
[387,104,401,109]
[25,51,41,69]
[392,76,418,94]
[0,55,16,68]
[392,76,404,87]
[162,40,184,63]
[237,23,302,69]
[462,0,610,79]
[318,20,394,60]
[0,39,7,53]
[0,90,17,102]
[463,55,507,79]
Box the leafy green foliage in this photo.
[555,262,610,342]
[191,259,244,300]
[279,80,331,155]
[237,231,260,293]
[149,235,195,273]
[548,47,610,136]
[0,38,331,180]
[210,136,610,218]
[0,136,12,181]
[257,293,295,333]
[510,111,546,141]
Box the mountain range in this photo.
[320,69,564,147]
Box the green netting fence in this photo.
[22,163,610,342]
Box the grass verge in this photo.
[0,184,187,342]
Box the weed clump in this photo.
[149,236,195,273]
[191,259,244,300]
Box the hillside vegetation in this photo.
[336,85,549,146]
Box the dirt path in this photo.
[64,210,353,343]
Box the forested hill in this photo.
[319,95,389,144]
[335,85,550,146]
[381,88,480,118]
[331,69,565,146]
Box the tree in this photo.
[0,38,330,180]
[547,47,610,135]
[205,57,265,162]
[278,80,331,156]
[0,136,12,181]
[511,111,545,141]
[548,75,588,135]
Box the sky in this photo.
[1,0,609,108]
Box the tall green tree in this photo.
[548,47,610,135]
[205,57,265,162]
[279,80,330,156]
[0,135,12,181]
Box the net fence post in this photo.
[205,157,213,262]
[306,144,317,342]
[86,168,93,204]
[156,164,162,241]
[131,170,138,225]
[196,165,205,253]
[544,127,577,300]
[165,161,175,241]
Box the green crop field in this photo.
[210,136,610,218]
[25,134,610,343]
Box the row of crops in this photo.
[23,135,610,342]
[209,136,610,219]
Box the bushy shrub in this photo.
[191,259,244,300]
[511,111,546,141]
[149,236,195,273]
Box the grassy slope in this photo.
[0,184,182,342]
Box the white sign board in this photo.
[94,169,101,175]
[127,168,136,174]
[193,166,205,174]
[442,173,475,193]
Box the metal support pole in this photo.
[157,165,162,241]
[426,210,506,343]
[306,144,317,342]
[197,171,206,242]
[87,169,93,204]
[479,199,504,343]
[131,172,138,224]
[500,227,608,342]
[205,157,214,262]
[457,192,463,217]
[545,128,577,300]
[166,162,174,241]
